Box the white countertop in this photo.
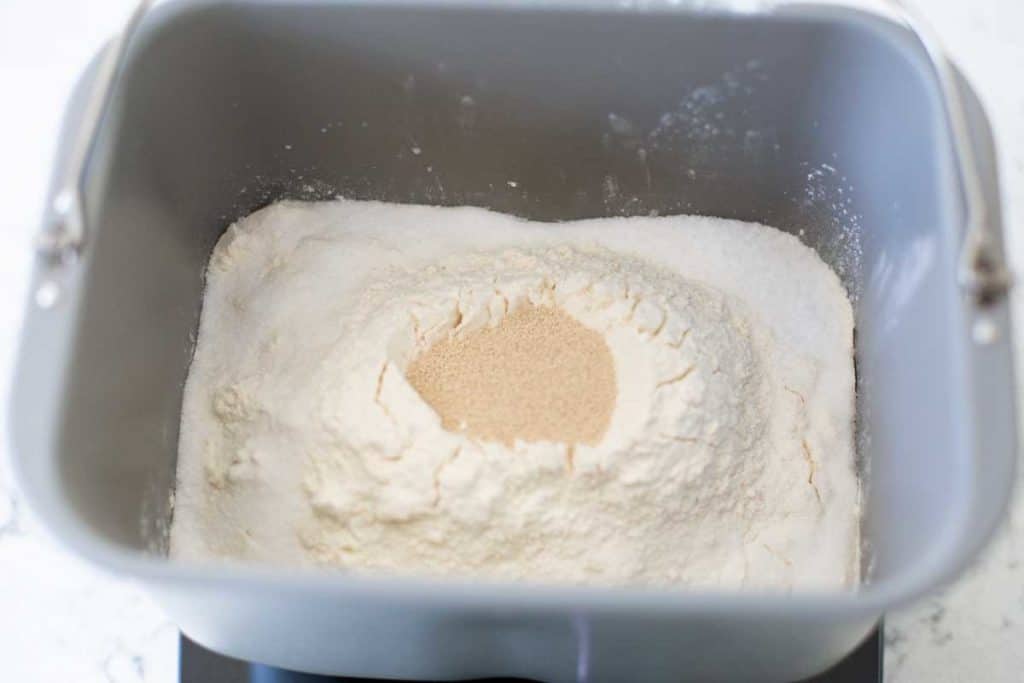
[1,1,1022,681]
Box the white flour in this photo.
[170,199,859,589]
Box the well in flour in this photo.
[406,303,617,447]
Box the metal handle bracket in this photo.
[35,0,152,263]
[883,0,1012,307]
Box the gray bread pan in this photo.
[11,1,1017,680]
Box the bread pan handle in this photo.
[34,0,152,265]
[882,0,1011,307]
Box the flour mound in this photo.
[170,199,859,590]
[296,245,771,586]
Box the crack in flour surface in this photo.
[170,199,859,589]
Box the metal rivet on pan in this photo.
[34,280,60,309]
[972,316,999,345]
[52,190,74,215]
